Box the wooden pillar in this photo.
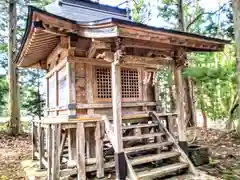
[77,123,86,180]
[85,64,96,158]
[51,124,61,180]
[95,121,104,178]
[54,72,58,116]
[66,61,77,164]
[46,78,49,116]
[66,61,76,116]
[111,58,127,180]
[173,65,188,153]
[47,124,52,180]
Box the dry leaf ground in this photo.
[0,132,31,180]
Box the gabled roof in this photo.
[45,0,128,22]
[15,5,231,68]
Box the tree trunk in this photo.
[199,88,207,128]
[177,0,196,127]
[226,93,238,130]
[8,0,20,136]
[232,0,240,134]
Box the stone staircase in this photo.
[102,112,196,180]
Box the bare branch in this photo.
[186,4,226,31]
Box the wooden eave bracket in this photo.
[87,40,111,58]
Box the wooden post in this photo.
[95,121,104,178]
[47,124,52,180]
[60,131,67,163]
[46,78,49,116]
[77,123,86,180]
[38,122,44,169]
[85,64,95,158]
[51,124,61,180]
[173,65,188,154]
[8,0,20,136]
[68,129,77,163]
[54,72,58,116]
[66,61,76,116]
[32,121,37,160]
[111,52,127,179]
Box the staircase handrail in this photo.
[149,111,197,175]
[101,115,138,180]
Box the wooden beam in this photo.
[46,44,62,66]
[78,26,118,38]
[76,102,157,109]
[97,52,173,66]
[122,55,173,66]
[45,58,67,78]
[118,25,225,51]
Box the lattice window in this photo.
[95,66,139,99]
[121,68,139,98]
[96,67,112,98]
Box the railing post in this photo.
[38,122,44,169]
[47,124,52,180]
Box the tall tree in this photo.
[8,0,20,136]
[232,0,240,133]
[177,0,196,127]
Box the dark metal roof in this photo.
[45,0,128,22]
[61,0,127,15]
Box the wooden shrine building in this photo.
[16,0,230,179]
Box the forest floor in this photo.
[187,127,240,180]
[0,131,31,180]
[0,126,240,179]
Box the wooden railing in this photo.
[149,112,197,175]
[31,119,105,180]
[102,115,138,180]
